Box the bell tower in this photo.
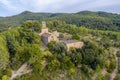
[40,21,48,35]
[42,21,46,28]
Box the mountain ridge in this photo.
[0,10,120,32]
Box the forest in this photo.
[0,19,120,80]
[0,11,120,32]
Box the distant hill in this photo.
[0,11,120,31]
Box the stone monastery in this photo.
[39,21,84,51]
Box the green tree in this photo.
[19,29,41,44]
[81,65,94,77]
[69,49,82,66]
[47,41,67,54]
[72,34,80,40]
[96,65,105,80]
[2,75,10,80]
[0,35,9,71]
[21,21,41,32]
[46,59,60,71]
[115,74,120,80]
[77,41,105,69]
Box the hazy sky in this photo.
[0,0,120,16]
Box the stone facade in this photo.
[60,39,84,51]
[40,21,59,45]
[65,40,84,51]
[41,33,59,45]
[39,21,49,35]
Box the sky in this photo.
[0,0,120,16]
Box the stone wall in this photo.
[65,41,84,51]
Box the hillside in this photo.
[0,11,120,31]
[1,21,120,80]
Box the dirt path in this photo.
[110,49,119,80]
[11,62,32,80]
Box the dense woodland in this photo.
[0,12,120,80]
[0,11,120,32]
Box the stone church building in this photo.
[40,21,84,51]
[39,21,59,45]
